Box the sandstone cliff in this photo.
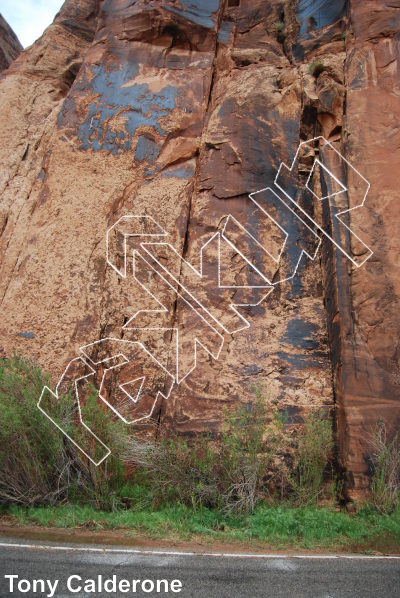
[0,0,399,500]
[0,14,22,72]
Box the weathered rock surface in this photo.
[0,0,399,499]
[328,0,400,497]
[0,14,22,72]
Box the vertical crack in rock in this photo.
[154,1,227,436]
[320,0,400,499]
[0,0,398,498]
[285,0,349,498]
[158,0,339,437]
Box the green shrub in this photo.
[156,435,220,509]
[219,387,285,512]
[125,393,336,512]
[0,355,127,509]
[308,61,326,77]
[368,420,400,514]
[0,356,337,513]
[126,431,230,511]
[126,388,288,514]
[290,411,333,506]
[0,355,64,506]
[63,386,128,511]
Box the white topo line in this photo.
[39,137,374,465]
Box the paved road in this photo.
[0,538,399,597]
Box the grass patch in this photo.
[3,502,400,551]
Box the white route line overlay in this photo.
[80,338,174,422]
[39,136,373,466]
[38,339,174,466]
[37,357,111,467]
[128,249,225,384]
[275,135,373,268]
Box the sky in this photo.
[1,0,64,48]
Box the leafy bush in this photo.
[368,420,400,514]
[290,411,333,506]
[0,355,126,509]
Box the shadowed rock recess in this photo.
[0,0,399,500]
[0,14,22,72]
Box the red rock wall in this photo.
[0,14,22,73]
[328,0,400,498]
[0,0,399,500]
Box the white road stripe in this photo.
[0,542,399,560]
